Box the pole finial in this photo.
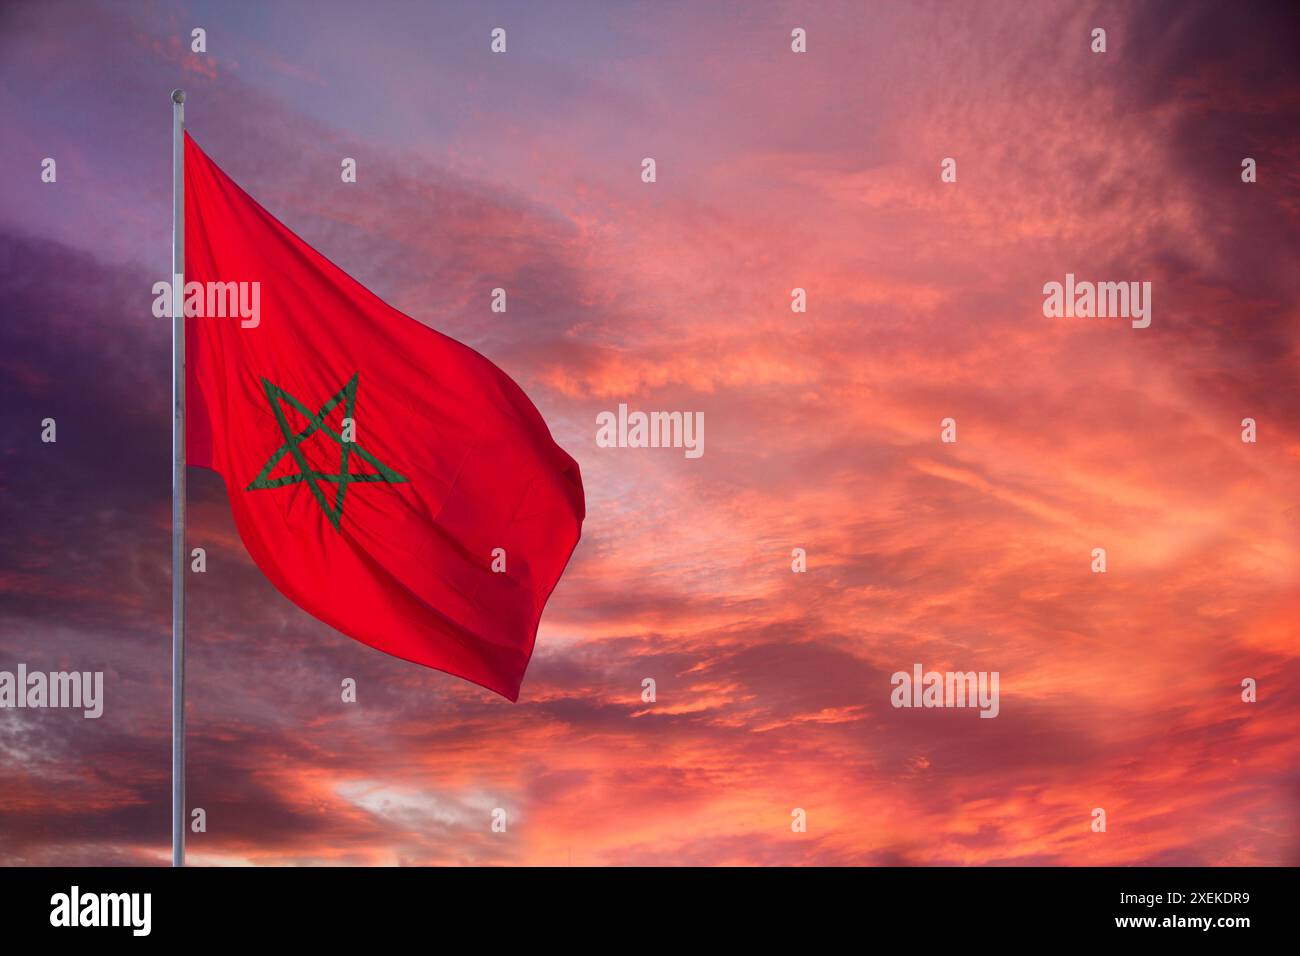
[171,89,186,104]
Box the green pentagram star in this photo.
[245,373,407,530]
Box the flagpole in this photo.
[170,88,186,868]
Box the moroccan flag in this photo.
[183,133,584,701]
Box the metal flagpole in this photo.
[170,88,186,868]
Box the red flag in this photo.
[183,133,584,701]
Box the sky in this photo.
[1,0,1298,865]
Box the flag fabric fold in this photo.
[183,133,584,701]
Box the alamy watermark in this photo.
[1042,273,1151,329]
[890,663,999,718]
[152,276,261,328]
[0,664,103,718]
[596,403,704,459]
[50,886,150,936]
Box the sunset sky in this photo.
[1,0,1298,865]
